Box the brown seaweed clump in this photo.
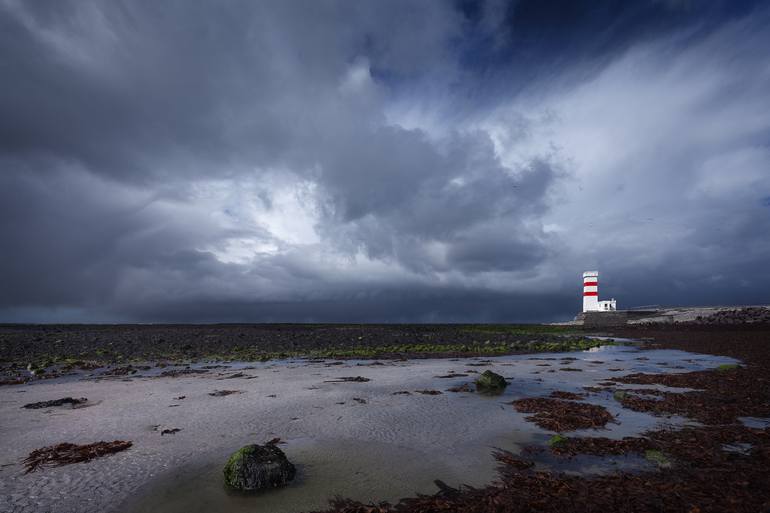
[324,376,371,383]
[158,368,209,378]
[447,383,475,393]
[414,389,443,395]
[613,367,770,424]
[23,440,132,473]
[209,389,243,397]
[23,397,87,409]
[511,398,615,431]
[548,391,585,401]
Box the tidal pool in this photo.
[114,344,736,513]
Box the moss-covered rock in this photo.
[475,370,507,393]
[223,443,296,491]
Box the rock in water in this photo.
[475,370,507,393]
[223,443,296,491]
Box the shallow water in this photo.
[126,438,478,513]
[738,416,770,429]
[120,344,736,513]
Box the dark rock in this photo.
[475,370,507,392]
[223,443,296,491]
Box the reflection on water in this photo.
[126,438,481,513]
[122,344,737,513]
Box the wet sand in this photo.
[0,344,735,513]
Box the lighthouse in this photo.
[582,271,617,312]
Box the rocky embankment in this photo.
[685,306,770,324]
[578,305,770,326]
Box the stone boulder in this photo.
[475,370,507,393]
[223,443,296,491]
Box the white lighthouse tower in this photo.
[582,271,617,312]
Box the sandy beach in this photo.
[0,343,735,513]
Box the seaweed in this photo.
[447,383,475,393]
[548,391,585,400]
[159,368,209,378]
[23,441,132,473]
[23,397,87,409]
[511,398,615,431]
[209,390,242,397]
[324,376,371,383]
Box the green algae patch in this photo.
[715,363,740,372]
[223,445,254,487]
[547,434,568,448]
[613,390,629,401]
[644,449,673,469]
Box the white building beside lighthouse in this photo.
[583,271,617,312]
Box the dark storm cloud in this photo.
[1,0,768,323]
[0,1,463,181]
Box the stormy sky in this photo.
[1,0,769,323]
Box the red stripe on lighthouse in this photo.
[583,292,598,296]
[583,281,598,287]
